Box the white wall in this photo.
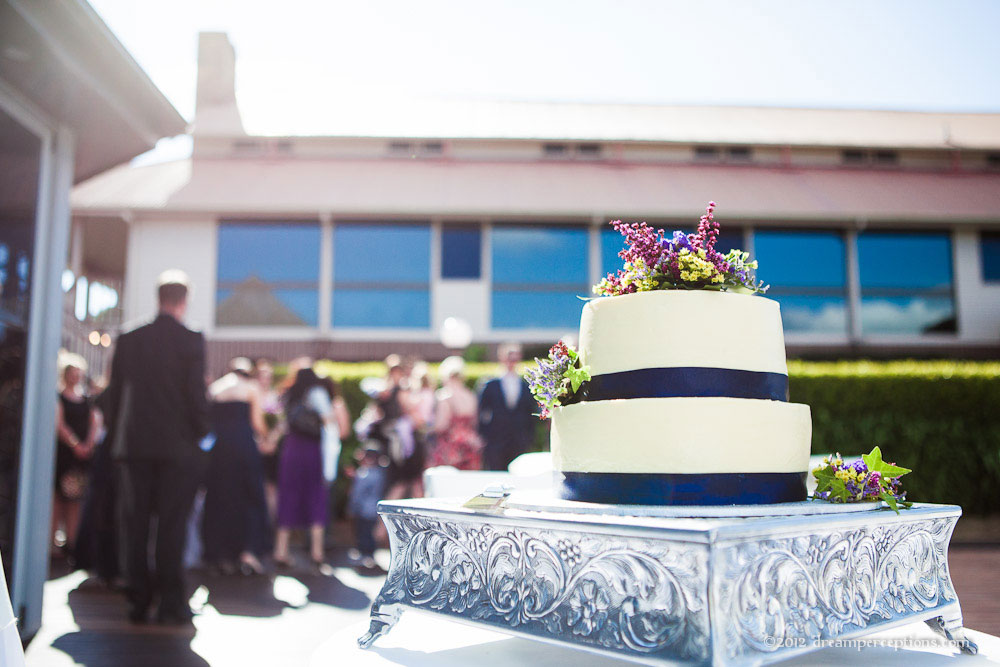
[954,229,1000,341]
[123,216,217,331]
[433,279,489,339]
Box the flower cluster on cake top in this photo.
[812,446,912,513]
[594,202,767,297]
[524,341,590,420]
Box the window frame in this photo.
[440,223,482,280]
[980,231,1000,283]
[214,219,323,329]
[330,220,433,330]
[855,228,957,336]
[752,228,851,337]
[489,223,591,331]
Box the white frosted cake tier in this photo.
[579,290,788,376]
[551,397,812,474]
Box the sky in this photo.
[89,0,1000,162]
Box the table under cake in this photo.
[358,497,977,666]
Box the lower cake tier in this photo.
[550,397,812,505]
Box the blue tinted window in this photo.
[492,290,583,329]
[752,230,847,335]
[770,295,848,333]
[218,224,320,282]
[333,288,430,328]
[492,227,588,286]
[217,288,319,326]
[492,226,589,329]
[441,226,481,279]
[217,223,320,326]
[983,232,1000,282]
[860,296,955,335]
[858,232,951,289]
[334,224,430,283]
[601,229,626,277]
[755,230,845,288]
[858,231,954,334]
[332,223,431,328]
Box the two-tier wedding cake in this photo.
[526,202,812,506]
[551,289,811,505]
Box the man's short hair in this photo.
[497,342,522,360]
[157,269,190,307]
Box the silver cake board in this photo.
[358,495,978,666]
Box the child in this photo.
[348,445,387,570]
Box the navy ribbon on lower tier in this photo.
[574,367,789,403]
[558,471,807,506]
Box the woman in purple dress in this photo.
[273,368,350,568]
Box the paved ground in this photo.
[22,545,1000,666]
[24,546,390,667]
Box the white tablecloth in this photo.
[314,613,999,666]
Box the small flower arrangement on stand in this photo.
[594,201,767,297]
[812,446,913,513]
[524,341,590,420]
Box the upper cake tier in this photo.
[579,290,788,376]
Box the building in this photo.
[69,33,1000,376]
[0,0,185,638]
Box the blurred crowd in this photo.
[52,312,537,620]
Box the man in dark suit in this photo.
[477,343,537,471]
[104,270,209,624]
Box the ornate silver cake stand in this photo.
[358,496,978,665]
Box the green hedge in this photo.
[298,360,1000,516]
[787,361,1000,516]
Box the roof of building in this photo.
[232,96,1000,150]
[72,157,1000,223]
[1,0,187,180]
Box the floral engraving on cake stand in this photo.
[715,517,974,659]
[359,514,711,661]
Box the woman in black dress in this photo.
[374,356,425,500]
[201,358,271,574]
[53,355,98,554]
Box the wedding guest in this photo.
[428,356,482,470]
[273,367,349,569]
[201,357,271,575]
[52,353,98,556]
[478,343,536,471]
[74,379,120,585]
[376,355,424,499]
[410,362,436,430]
[254,358,282,520]
[347,445,387,570]
[104,270,210,625]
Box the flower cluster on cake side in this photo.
[524,341,590,420]
[594,201,767,297]
[812,446,913,512]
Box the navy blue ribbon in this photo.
[574,367,789,403]
[559,471,807,506]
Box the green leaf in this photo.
[862,446,912,478]
[880,489,900,514]
[814,465,849,502]
[565,365,591,393]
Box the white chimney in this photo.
[193,32,245,136]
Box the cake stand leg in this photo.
[358,599,403,649]
[925,612,978,655]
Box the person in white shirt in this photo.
[477,343,538,471]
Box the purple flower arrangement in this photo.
[594,202,767,297]
[812,446,912,513]
[524,341,591,420]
